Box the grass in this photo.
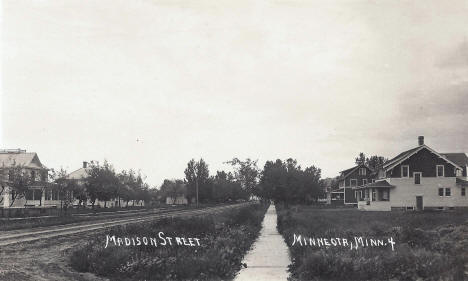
[69,202,269,281]
[276,205,468,281]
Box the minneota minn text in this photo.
[292,234,396,251]
[104,232,201,249]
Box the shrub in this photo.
[70,203,269,280]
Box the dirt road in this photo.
[0,203,253,281]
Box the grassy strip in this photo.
[70,202,269,281]
[276,205,468,281]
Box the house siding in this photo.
[387,177,468,209]
[389,148,456,178]
[342,166,374,204]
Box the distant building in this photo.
[67,161,145,208]
[0,149,49,208]
[355,136,468,211]
[336,164,374,205]
[319,178,333,204]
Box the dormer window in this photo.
[401,165,409,178]
[436,165,444,177]
[359,168,366,176]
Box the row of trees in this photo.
[1,161,151,209]
[159,158,255,204]
[159,157,324,205]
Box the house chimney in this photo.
[418,136,424,146]
[83,161,88,168]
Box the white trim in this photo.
[401,165,409,178]
[436,165,444,177]
[413,172,422,185]
[445,187,451,197]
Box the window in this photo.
[456,168,462,177]
[436,165,445,177]
[462,187,466,196]
[414,172,421,184]
[382,190,389,201]
[445,188,451,197]
[372,188,376,201]
[360,190,363,200]
[365,189,369,200]
[401,165,409,178]
[438,188,444,196]
[350,179,357,187]
[359,168,366,176]
[31,170,36,181]
[362,179,368,185]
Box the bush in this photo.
[70,203,269,280]
[276,205,468,281]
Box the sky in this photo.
[2,0,468,186]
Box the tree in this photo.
[160,179,186,204]
[210,170,247,203]
[259,159,322,205]
[49,168,76,215]
[225,158,259,198]
[355,152,366,165]
[354,153,388,171]
[4,164,32,207]
[184,158,210,206]
[85,161,119,208]
[366,155,388,171]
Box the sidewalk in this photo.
[235,204,291,281]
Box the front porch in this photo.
[354,180,394,211]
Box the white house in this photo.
[0,149,49,208]
[355,136,468,211]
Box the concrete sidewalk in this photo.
[235,204,290,281]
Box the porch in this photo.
[354,180,394,211]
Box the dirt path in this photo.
[0,231,108,281]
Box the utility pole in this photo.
[196,177,199,208]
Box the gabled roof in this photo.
[0,152,48,170]
[441,153,468,167]
[382,146,420,170]
[382,145,463,171]
[67,167,91,180]
[339,164,373,180]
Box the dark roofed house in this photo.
[336,164,374,205]
[354,136,468,211]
